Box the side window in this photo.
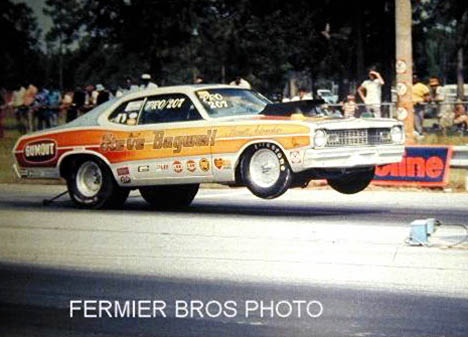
[108,99,144,125]
[138,94,201,125]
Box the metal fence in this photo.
[326,101,468,120]
[326,102,396,118]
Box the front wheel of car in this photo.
[327,167,375,194]
[240,143,292,199]
[139,184,199,209]
[66,158,129,209]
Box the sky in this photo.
[12,0,53,39]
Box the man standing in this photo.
[412,74,430,136]
[357,69,385,117]
[229,76,251,89]
[140,74,158,90]
[291,87,313,101]
[342,95,358,118]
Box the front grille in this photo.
[325,128,392,147]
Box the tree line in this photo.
[1,0,467,100]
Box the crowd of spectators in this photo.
[0,72,467,138]
[0,74,159,136]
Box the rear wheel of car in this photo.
[139,184,199,209]
[240,143,292,199]
[327,167,375,194]
[66,158,129,209]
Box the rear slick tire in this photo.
[66,158,129,209]
[139,184,199,209]
[327,167,375,194]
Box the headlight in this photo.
[314,129,328,148]
[390,126,403,143]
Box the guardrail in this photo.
[325,101,468,119]
[325,102,396,118]
[452,146,468,168]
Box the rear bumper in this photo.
[13,164,60,179]
[303,145,404,169]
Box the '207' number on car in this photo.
[145,98,186,111]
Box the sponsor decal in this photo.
[396,59,407,74]
[186,160,196,172]
[225,125,283,138]
[396,82,408,96]
[197,92,229,109]
[397,107,408,120]
[117,167,130,176]
[173,160,183,173]
[125,100,144,112]
[153,129,217,154]
[155,163,169,171]
[290,151,302,164]
[199,158,210,172]
[223,159,232,169]
[373,146,452,187]
[100,130,217,154]
[214,158,224,170]
[24,140,57,163]
[138,165,150,173]
[255,143,286,171]
[100,133,145,152]
[120,176,131,184]
[213,158,232,170]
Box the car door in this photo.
[130,93,215,185]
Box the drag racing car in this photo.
[13,84,405,209]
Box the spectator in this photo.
[12,84,27,133]
[83,85,96,113]
[0,88,10,138]
[116,76,139,97]
[229,76,251,89]
[194,75,204,84]
[47,86,62,127]
[23,83,38,132]
[68,87,86,122]
[95,84,111,105]
[60,89,73,124]
[453,101,468,131]
[291,87,313,101]
[357,69,384,117]
[35,87,50,130]
[412,74,430,136]
[342,94,357,118]
[140,73,158,90]
[429,77,446,118]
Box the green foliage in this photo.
[0,0,43,88]
[1,0,466,98]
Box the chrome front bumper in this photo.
[303,145,404,169]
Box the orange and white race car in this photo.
[13,85,404,209]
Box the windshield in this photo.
[195,88,271,117]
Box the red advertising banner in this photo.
[373,145,453,187]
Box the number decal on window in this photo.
[145,98,186,110]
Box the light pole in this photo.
[395,0,414,144]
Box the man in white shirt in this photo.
[229,76,251,89]
[290,87,313,101]
[116,77,140,97]
[358,70,385,117]
[140,73,158,90]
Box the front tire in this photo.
[139,184,199,209]
[240,143,292,199]
[66,158,129,209]
[327,167,375,194]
